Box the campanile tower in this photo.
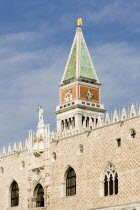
[56,18,106,133]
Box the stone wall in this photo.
[50,116,140,210]
[0,150,29,210]
[0,115,139,210]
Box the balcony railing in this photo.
[56,99,104,111]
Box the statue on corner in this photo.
[38,105,44,124]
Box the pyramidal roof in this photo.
[61,22,99,84]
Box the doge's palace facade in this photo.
[0,19,139,210]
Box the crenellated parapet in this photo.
[0,139,29,158]
[106,104,140,124]
[0,124,51,158]
[51,104,140,141]
[0,104,139,155]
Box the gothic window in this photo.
[66,168,76,196]
[11,181,19,207]
[36,184,44,207]
[104,175,108,196]
[130,128,136,138]
[115,173,118,194]
[104,164,118,196]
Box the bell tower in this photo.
[56,18,106,133]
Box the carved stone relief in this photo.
[86,89,93,100]
[64,90,72,101]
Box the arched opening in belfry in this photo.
[86,117,89,128]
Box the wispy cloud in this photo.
[0,30,139,147]
[86,0,140,25]
[92,42,140,109]
[0,30,68,146]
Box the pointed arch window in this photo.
[11,181,19,207]
[104,175,108,196]
[66,168,76,196]
[104,164,118,196]
[35,184,44,207]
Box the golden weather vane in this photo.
[77,18,82,27]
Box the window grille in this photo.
[11,181,19,207]
[66,168,76,196]
[104,164,118,196]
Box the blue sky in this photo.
[0,0,140,147]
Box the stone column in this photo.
[69,118,72,130]
[93,117,96,128]
[75,114,82,130]
[64,119,67,131]
[82,116,86,129]
[32,197,37,208]
[89,117,93,129]
[72,117,75,128]
[57,119,61,132]
[86,117,89,129]
[61,120,64,132]
[44,186,50,207]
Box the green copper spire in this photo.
[80,41,95,79]
[63,43,76,81]
[61,20,99,84]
